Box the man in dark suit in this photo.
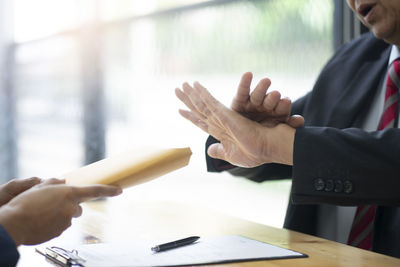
[0,177,122,267]
[176,0,400,258]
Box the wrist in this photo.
[267,123,295,165]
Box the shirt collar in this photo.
[389,45,400,65]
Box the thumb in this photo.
[207,143,227,161]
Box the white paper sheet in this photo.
[60,235,306,267]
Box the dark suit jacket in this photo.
[206,32,400,258]
[0,225,19,267]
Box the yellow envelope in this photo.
[64,147,192,188]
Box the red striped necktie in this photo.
[347,59,400,250]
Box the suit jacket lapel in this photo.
[328,47,391,128]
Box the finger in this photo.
[183,82,213,118]
[175,87,205,118]
[262,91,281,112]
[73,204,83,218]
[193,81,232,129]
[72,185,122,203]
[193,81,225,116]
[6,177,42,193]
[41,178,66,186]
[175,87,206,121]
[175,87,196,110]
[15,177,42,193]
[178,109,209,133]
[275,97,291,117]
[24,177,42,185]
[250,78,271,106]
[207,143,227,161]
[231,72,253,109]
[287,115,305,128]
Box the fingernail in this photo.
[31,177,42,183]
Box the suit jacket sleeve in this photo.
[292,126,400,206]
[0,224,19,267]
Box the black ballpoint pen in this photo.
[151,236,200,252]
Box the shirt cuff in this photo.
[212,159,235,171]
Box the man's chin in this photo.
[370,26,400,45]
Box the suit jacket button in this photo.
[343,180,353,194]
[314,178,325,191]
[334,180,343,193]
[324,179,334,192]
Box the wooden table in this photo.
[17,196,400,266]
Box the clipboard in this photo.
[36,235,307,267]
[36,246,86,267]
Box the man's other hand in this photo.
[231,72,304,128]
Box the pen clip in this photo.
[45,246,86,266]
